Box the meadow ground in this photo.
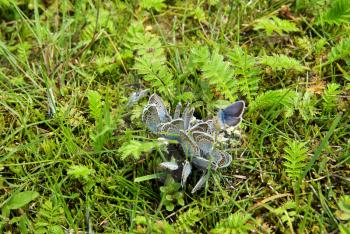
[0,0,350,233]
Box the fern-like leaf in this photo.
[187,46,210,72]
[201,49,238,101]
[317,0,350,25]
[295,92,318,121]
[34,200,65,234]
[322,83,341,112]
[229,46,261,101]
[125,22,175,96]
[254,16,299,36]
[259,54,306,72]
[87,90,102,122]
[175,207,201,233]
[283,140,308,180]
[249,89,298,117]
[328,38,350,64]
[211,211,253,234]
[140,0,166,12]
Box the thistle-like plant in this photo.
[142,94,245,193]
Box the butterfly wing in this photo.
[158,122,179,140]
[223,101,245,118]
[173,102,182,119]
[160,161,179,170]
[127,89,149,107]
[213,150,232,168]
[183,108,194,130]
[181,160,192,187]
[149,94,172,122]
[179,130,200,158]
[205,120,216,135]
[191,172,209,194]
[171,118,184,131]
[192,156,217,171]
[192,131,214,155]
[142,104,161,133]
[218,101,245,128]
[189,122,209,133]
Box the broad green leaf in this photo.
[4,191,39,210]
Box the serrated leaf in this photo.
[259,54,306,72]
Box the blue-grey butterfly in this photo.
[171,118,184,131]
[189,122,210,133]
[192,156,217,171]
[127,89,149,107]
[142,104,161,133]
[191,172,209,194]
[213,150,232,168]
[217,101,245,129]
[174,102,182,119]
[160,161,179,170]
[192,131,214,155]
[205,120,216,135]
[183,109,194,130]
[179,130,200,158]
[181,160,192,187]
[148,94,172,122]
[157,122,179,140]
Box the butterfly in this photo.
[160,161,179,170]
[181,160,192,187]
[212,150,232,168]
[127,89,149,107]
[188,122,210,133]
[182,103,194,130]
[157,122,179,140]
[148,94,172,123]
[173,102,182,119]
[191,131,214,156]
[216,100,245,130]
[192,156,218,171]
[142,104,161,133]
[191,172,209,194]
[179,130,200,159]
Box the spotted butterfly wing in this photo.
[142,104,161,133]
[160,161,179,170]
[179,130,200,158]
[191,172,209,194]
[189,122,209,133]
[182,103,194,130]
[192,156,217,171]
[205,120,216,135]
[149,94,172,122]
[192,131,214,155]
[173,102,182,119]
[181,160,192,187]
[127,89,149,107]
[213,150,232,168]
[158,122,179,140]
[171,118,184,131]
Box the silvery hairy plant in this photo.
[142,94,245,193]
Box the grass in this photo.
[0,0,350,233]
